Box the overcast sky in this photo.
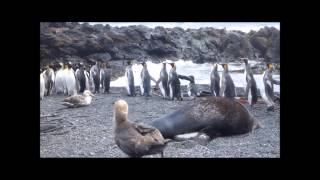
[85,22,280,32]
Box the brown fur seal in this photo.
[113,99,168,158]
[151,96,261,139]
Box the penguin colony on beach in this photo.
[40,60,112,100]
[41,58,279,112]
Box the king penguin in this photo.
[242,58,258,109]
[90,60,101,94]
[261,62,280,111]
[210,63,220,96]
[54,62,65,95]
[40,70,45,100]
[220,63,236,99]
[125,60,136,96]
[100,62,112,93]
[140,62,156,97]
[42,64,55,96]
[168,62,182,101]
[75,62,87,94]
[64,62,77,96]
[158,62,169,99]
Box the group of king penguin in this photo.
[40,58,279,112]
[125,58,279,111]
[40,60,112,100]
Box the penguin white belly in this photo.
[100,70,104,89]
[125,72,130,95]
[54,70,64,94]
[65,70,77,96]
[140,81,144,95]
[248,88,252,105]
[187,84,191,97]
[85,71,90,90]
[40,73,45,100]
[169,84,173,98]
[75,69,80,92]
[89,73,95,92]
[159,81,166,97]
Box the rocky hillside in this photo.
[40,22,280,66]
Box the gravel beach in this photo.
[40,86,280,158]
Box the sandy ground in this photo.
[40,86,280,158]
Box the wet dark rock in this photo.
[40,23,280,66]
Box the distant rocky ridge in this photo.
[40,22,280,67]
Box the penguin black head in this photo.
[169,63,175,68]
[48,63,54,69]
[66,61,73,69]
[127,60,132,66]
[221,63,228,70]
[212,63,218,70]
[57,62,63,69]
[241,58,249,64]
[141,62,147,67]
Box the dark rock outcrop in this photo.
[40,22,280,67]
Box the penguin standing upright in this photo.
[187,75,199,97]
[210,63,220,96]
[100,62,105,91]
[90,60,101,94]
[75,62,87,93]
[220,63,236,99]
[84,64,91,91]
[157,62,169,99]
[54,62,66,94]
[43,65,55,96]
[125,60,136,96]
[64,62,77,96]
[261,62,280,111]
[140,62,157,97]
[168,63,182,101]
[40,70,45,100]
[100,62,112,93]
[242,58,258,109]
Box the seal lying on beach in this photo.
[113,99,168,158]
[151,96,261,140]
